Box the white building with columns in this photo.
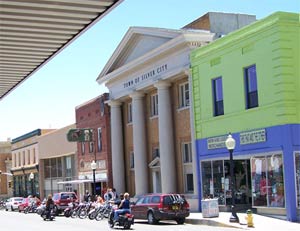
[96,12,256,210]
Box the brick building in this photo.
[75,93,112,197]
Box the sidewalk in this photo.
[186,212,300,230]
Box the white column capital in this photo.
[154,80,171,90]
[129,91,145,100]
[107,100,122,107]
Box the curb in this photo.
[185,218,247,229]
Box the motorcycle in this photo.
[95,201,112,221]
[36,201,46,215]
[64,202,77,218]
[108,208,134,229]
[24,202,37,214]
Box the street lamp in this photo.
[91,160,97,199]
[29,172,34,196]
[225,133,239,223]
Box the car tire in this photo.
[175,218,185,224]
[147,211,158,225]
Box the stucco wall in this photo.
[38,124,77,159]
[190,12,300,139]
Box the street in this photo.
[0,210,240,231]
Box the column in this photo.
[155,80,177,193]
[130,91,148,195]
[108,100,125,193]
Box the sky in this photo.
[0,0,299,141]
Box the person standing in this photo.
[84,190,91,202]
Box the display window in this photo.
[251,154,284,207]
[201,159,251,206]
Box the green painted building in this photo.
[190,12,300,222]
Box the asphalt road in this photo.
[0,210,240,231]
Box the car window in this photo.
[15,198,23,202]
[163,196,172,205]
[61,193,69,199]
[151,196,160,203]
[143,196,151,204]
[135,197,145,205]
[53,194,59,200]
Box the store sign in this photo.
[240,129,266,145]
[207,136,227,149]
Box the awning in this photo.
[57,179,104,185]
[0,0,124,100]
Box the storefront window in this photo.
[295,152,300,207]
[251,154,284,207]
[201,161,212,199]
[213,160,225,205]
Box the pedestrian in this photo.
[84,190,91,202]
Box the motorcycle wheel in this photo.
[124,221,131,230]
[88,211,96,220]
[95,212,104,221]
[79,209,87,219]
[108,219,114,228]
[71,210,77,218]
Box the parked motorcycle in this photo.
[64,202,77,218]
[95,201,112,221]
[24,202,37,214]
[36,201,46,215]
[108,208,134,229]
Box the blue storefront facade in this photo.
[196,124,300,221]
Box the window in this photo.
[251,154,284,207]
[150,94,158,116]
[179,82,190,108]
[182,143,192,163]
[127,103,132,123]
[89,142,94,153]
[152,148,160,160]
[97,128,102,152]
[130,152,134,169]
[212,77,224,116]
[244,65,258,109]
[182,142,193,193]
[186,173,194,192]
[81,142,85,155]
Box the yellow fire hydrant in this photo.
[245,209,254,227]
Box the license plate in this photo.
[128,218,133,221]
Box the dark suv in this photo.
[131,193,190,224]
[53,192,78,214]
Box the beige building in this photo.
[97,12,256,210]
[0,141,12,198]
[11,129,54,197]
[38,124,77,200]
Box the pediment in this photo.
[98,27,182,78]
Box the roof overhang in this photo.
[0,0,123,100]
